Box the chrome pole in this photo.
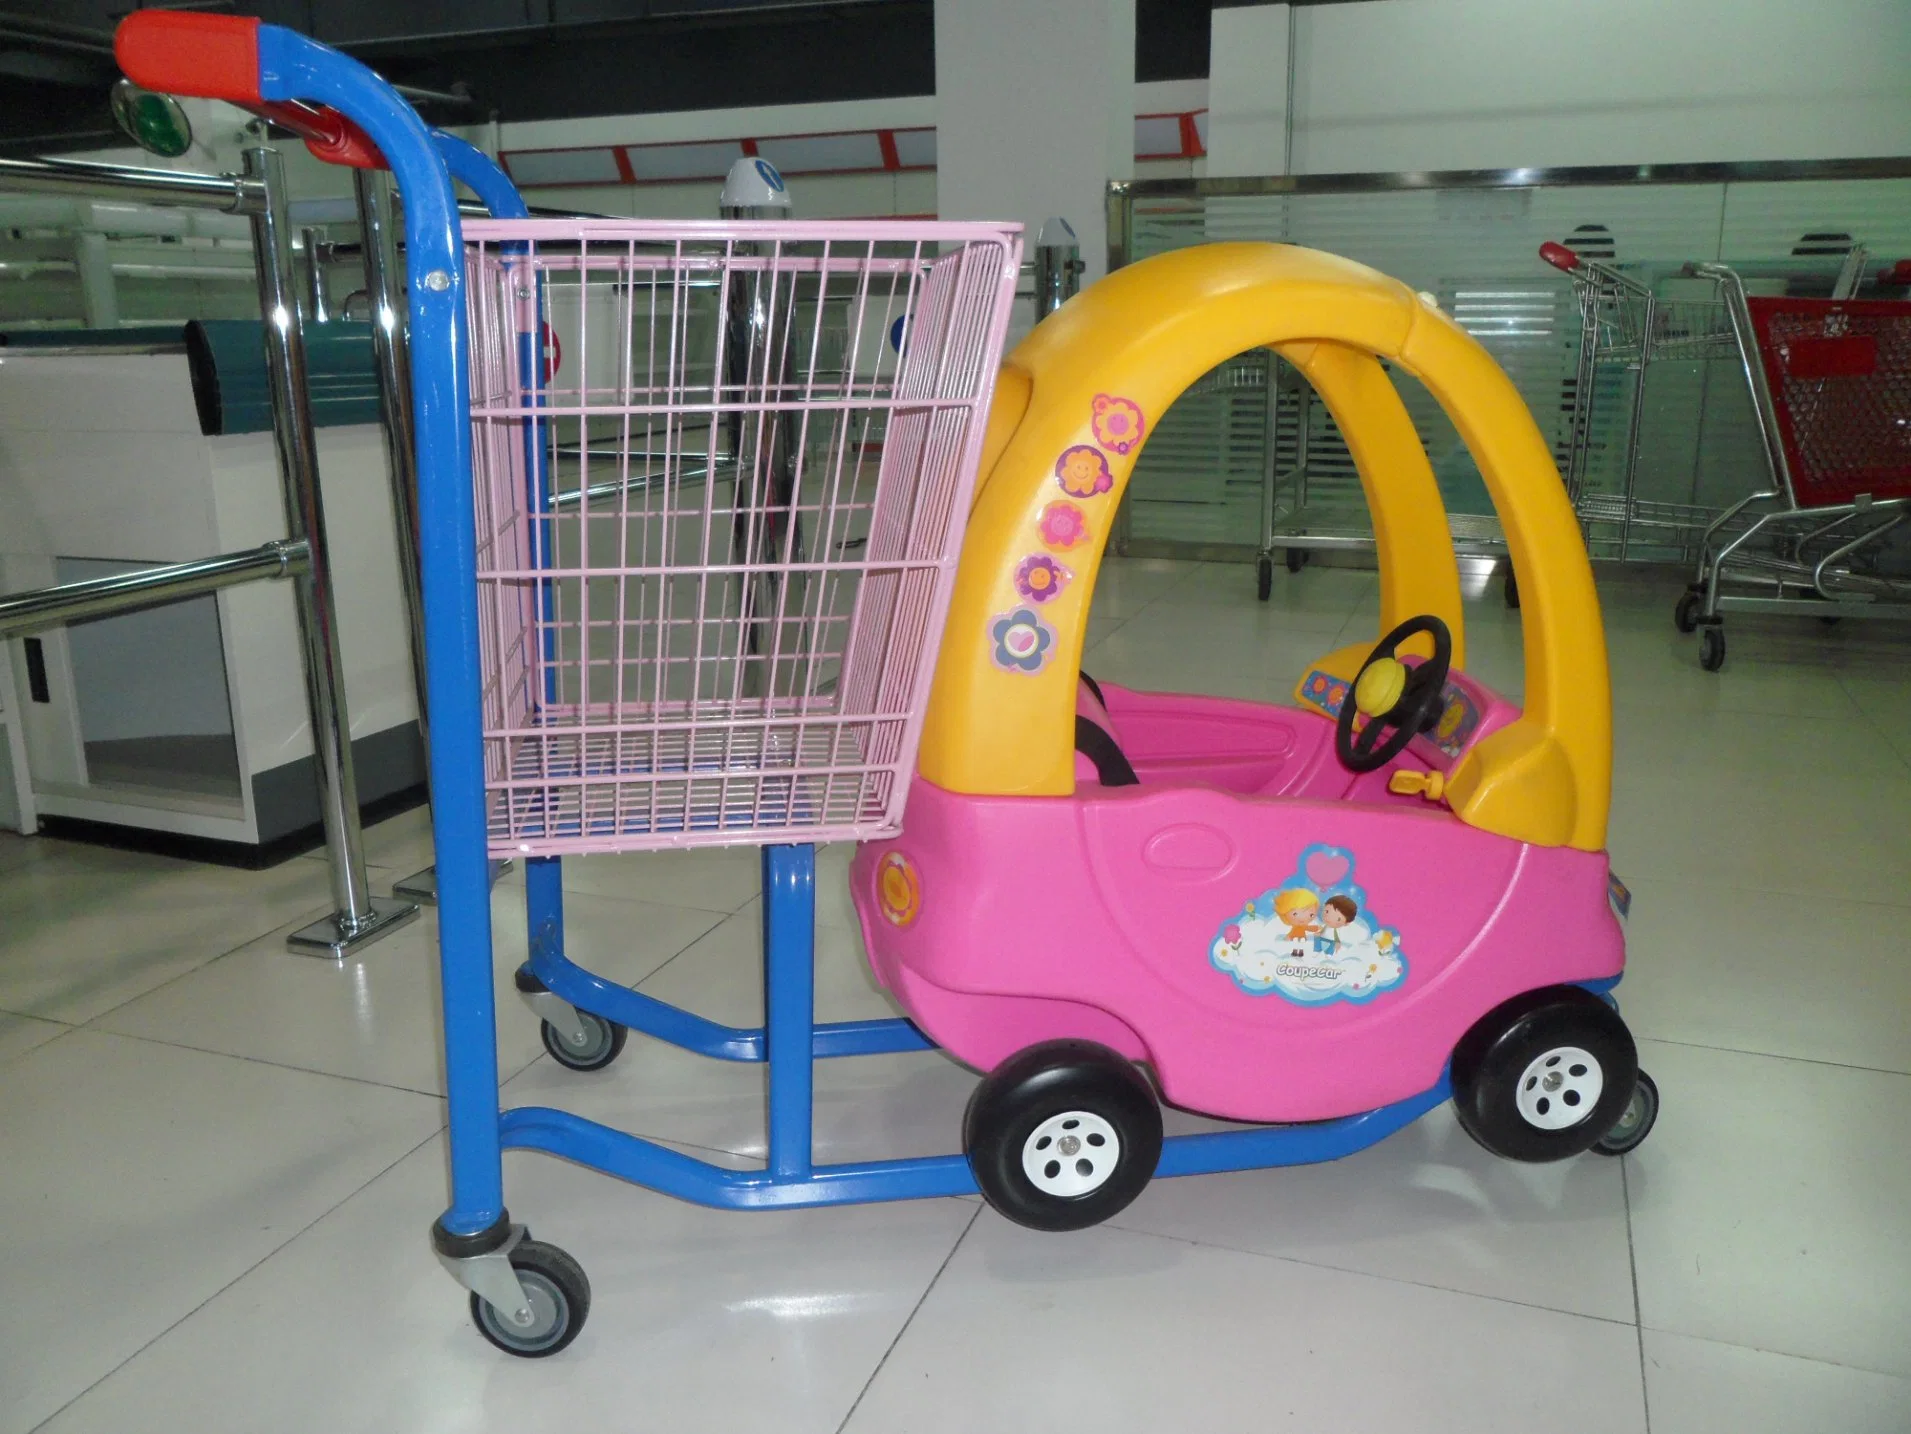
[0,154,260,211]
[356,167,455,905]
[0,541,308,638]
[246,146,416,958]
[1032,216,1083,320]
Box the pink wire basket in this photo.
[461,219,1022,856]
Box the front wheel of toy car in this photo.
[964,1040,1162,1232]
[1450,987,1639,1163]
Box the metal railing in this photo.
[0,150,418,958]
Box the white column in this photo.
[1205,3,1293,179]
[933,0,1135,281]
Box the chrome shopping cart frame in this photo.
[1667,264,1911,669]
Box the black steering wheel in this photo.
[1335,614,1454,773]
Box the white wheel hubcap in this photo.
[1515,1046,1603,1130]
[1022,1110,1120,1198]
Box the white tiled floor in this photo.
[4,557,1909,1433]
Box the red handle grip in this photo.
[116,11,263,107]
[1539,241,1581,273]
[115,13,385,170]
[1879,260,1911,287]
[254,99,387,170]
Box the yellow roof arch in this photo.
[917,242,1612,852]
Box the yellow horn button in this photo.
[1354,657,1408,718]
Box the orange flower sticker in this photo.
[1091,393,1146,455]
[877,851,921,927]
[1056,445,1113,498]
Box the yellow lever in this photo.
[1388,768,1447,801]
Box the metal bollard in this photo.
[353,168,508,905]
[1032,216,1084,320]
[247,146,418,957]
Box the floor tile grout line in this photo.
[1638,1034,1911,1081]
[1830,670,1911,780]
[1631,1326,1911,1382]
[1623,1155,1652,1433]
[832,1201,982,1434]
[1097,1214,1642,1331]
[69,1025,455,1103]
[64,900,342,1032]
[24,1125,445,1434]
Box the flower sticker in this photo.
[1014,553,1071,604]
[990,606,1056,674]
[1038,500,1090,551]
[1055,445,1113,498]
[877,851,921,927]
[1091,393,1146,455]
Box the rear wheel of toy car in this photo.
[1450,987,1639,1163]
[964,1040,1163,1232]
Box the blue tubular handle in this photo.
[431,131,530,219]
[253,27,505,1234]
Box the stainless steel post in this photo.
[247,146,417,957]
[1032,216,1083,320]
[355,168,505,905]
[301,225,332,322]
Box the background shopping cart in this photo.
[1669,265,1911,669]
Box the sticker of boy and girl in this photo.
[1209,843,1408,1005]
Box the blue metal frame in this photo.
[248,25,1584,1241]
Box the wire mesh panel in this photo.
[1747,297,1911,506]
[462,219,1020,855]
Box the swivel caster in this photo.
[469,1239,591,1357]
[1591,1069,1659,1156]
[1256,554,1273,601]
[541,1010,628,1072]
[1699,626,1726,672]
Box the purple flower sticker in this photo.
[1055,445,1113,498]
[990,606,1056,674]
[1014,553,1071,604]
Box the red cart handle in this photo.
[1878,259,1911,287]
[1538,241,1581,273]
[116,10,384,169]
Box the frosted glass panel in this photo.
[1124,174,1911,561]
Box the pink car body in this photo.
[852,673,1626,1125]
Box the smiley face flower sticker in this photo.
[1055,445,1113,498]
[1014,553,1071,604]
[989,606,1055,674]
[1090,393,1146,455]
[1038,500,1090,551]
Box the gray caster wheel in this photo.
[470,1239,590,1357]
[1285,547,1307,573]
[1256,555,1273,601]
[1673,590,1702,634]
[1592,1070,1658,1156]
[1699,625,1726,672]
[541,1011,627,1072]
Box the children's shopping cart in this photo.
[118,12,1021,1356]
